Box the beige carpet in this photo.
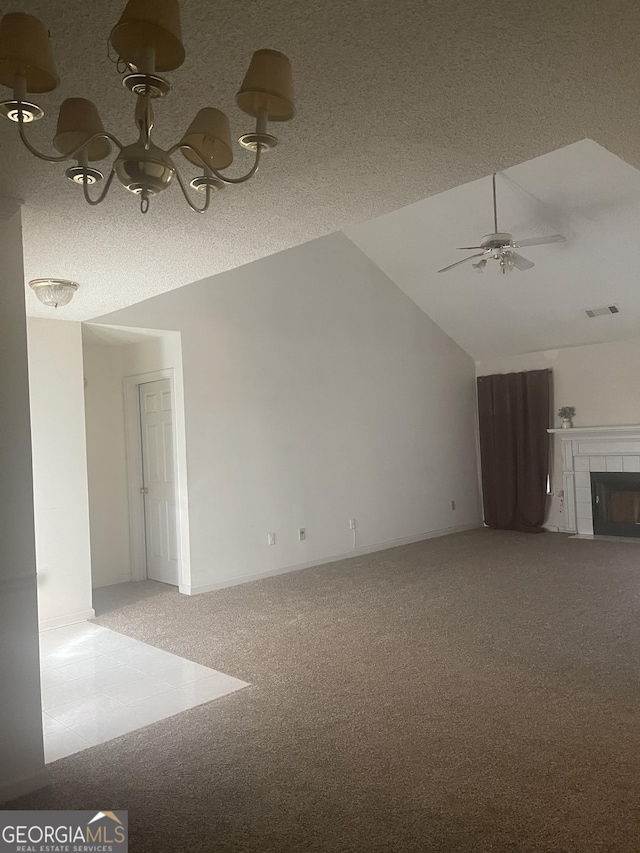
[7,529,640,851]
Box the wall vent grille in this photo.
[584,305,619,318]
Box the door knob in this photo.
[140,486,149,494]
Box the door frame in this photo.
[123,368,191,592]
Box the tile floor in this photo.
[39,621,249,764]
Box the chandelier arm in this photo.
[174,167,212,214]
[169,142,262,185]
[17,115,124,164]
[82,168,116,206]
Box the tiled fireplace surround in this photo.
[548,426,640,536]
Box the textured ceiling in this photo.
[4,0,640,320]
[347,140,640,359]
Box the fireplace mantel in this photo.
[546,425,640,534]
[548,425,640,438]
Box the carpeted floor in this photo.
[7,529,640,851]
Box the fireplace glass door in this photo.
[591,472,640,537]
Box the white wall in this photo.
[476,337,640,529]
[83,342,131,588]
[83,330,183,588]
[0,208,48,802]
[126,334,179,376]
[92,232,482,592]
[27,318,94,628]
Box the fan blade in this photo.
[510,252,535,271]
[438,253,487,273]
[513,234,566,248]
[456,246,484,250]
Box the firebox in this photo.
[590,472,640,538]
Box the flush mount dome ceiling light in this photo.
[0,2,294,214]
[29,278,79,308]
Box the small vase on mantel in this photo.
[558,406,576,430]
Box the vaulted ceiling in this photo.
[347,140,640,359]
[6,0,640,321]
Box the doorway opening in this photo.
[82,324,191,614]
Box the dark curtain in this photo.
[477,369,551,533]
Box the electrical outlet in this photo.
[298,527,306,541]
[267,532,275,546]
[451,500,456,511]
[349,518,356,530]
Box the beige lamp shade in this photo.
[110,0,185,72]
[181,108,233,170]
[54,98,111,161]
[0,13,59,93]
[236,49,294,122]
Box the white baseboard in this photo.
[39,608,96,632]
[0,767,50,804]
[180,521,481,596]
[92,572,133,589]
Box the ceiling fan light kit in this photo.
[438,173,566,275]
[0,1,294,214]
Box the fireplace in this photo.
[590,472,640,538]
[550,425,640,536]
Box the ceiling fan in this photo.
[438,173,566,275]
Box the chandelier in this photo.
[0,1,294,214]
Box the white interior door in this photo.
[139,378,179,585]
